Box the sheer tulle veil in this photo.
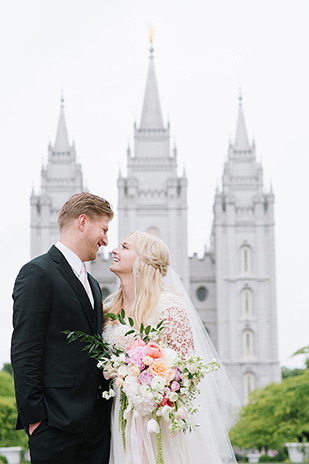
[163,268,240,463]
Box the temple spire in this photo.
[54,91,70,152]
[140,36,164,130]
[234,90,250,151]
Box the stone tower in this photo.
[212,94,281,403]
[30,96,84,258]
[117,44,189,288]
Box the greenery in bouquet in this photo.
[65,310,220,464]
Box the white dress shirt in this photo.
[55,241,94,308]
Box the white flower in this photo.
[187,363,198,374]
[140,384,154,399]
[118,365,129,377]
[182,378,190,387]
[123,376,140,397]
[168,392,178,402]
[147,418,160,434]
[102,389,116,400]
[162,347,178,365]
[151,376,166,392]
[153,392,163,403]
[134,396,157,416]
[161,405,173,420]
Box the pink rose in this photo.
[174,369,181,381]
[171,381,180,392]
[145,342,163,358]
[139,370,154,385]
[128,339,146,350]
[127,346,147,370]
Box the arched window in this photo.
[243,372,256,404]
[197,286,208,302]
[146,227,160,238]
[241,288,253,318]
[242,329,254,357]
[240,245,252,273]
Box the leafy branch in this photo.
[105,308,165,344]
[63,310,165,362]
[63,330,122,361]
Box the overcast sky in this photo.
[0,0,308,369]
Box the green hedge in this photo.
[0,372,14,398]
[0,396,28,450]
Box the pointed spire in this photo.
[140,40,164,130]
[54,90,70,152]
[234,89,250,151]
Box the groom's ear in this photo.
[77,214,88,232]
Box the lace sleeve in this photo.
[160,305,195,358]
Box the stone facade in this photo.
[30,48,281,404]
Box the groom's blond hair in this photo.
[58,192,114,231]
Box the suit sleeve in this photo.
[11,262,51,425]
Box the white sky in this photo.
[0,0,308,369]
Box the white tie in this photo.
[80,263,92,302]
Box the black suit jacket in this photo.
[11,245,110,433]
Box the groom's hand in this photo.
[29,421,42,435]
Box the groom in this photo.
[11,192,114,464]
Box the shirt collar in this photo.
[55,241,84,276]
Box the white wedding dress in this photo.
[103,291,237,464]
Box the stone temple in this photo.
[30,45,281,404]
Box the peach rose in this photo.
[129,365,140,377]
[145,342,163,358]
[148,358,168,377]
[142,355,153,366]
[165,368,176,383]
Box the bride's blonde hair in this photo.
[104,231,170,327]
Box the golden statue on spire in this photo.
[149,25,154,44]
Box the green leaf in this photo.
[106,313,117,320]
[121,308,126,320]
[140,323,144,335]
[128,317,134,327]
[145,325,151,336]
[125,329,135,336]
[119,317,126,325]
[156,319,165,329]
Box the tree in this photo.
[293,345,309,369]
[282,366,304,379]
[1,363,13,377]
[229,369,309,451]
[0,372,14,398]
[0,371,28,450]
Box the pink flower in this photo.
[171,381,180,392]
[174,369,181,381]
[128,339,146,350]
[145,342,163,358]
[127,346,147,370]
[139,370,154,385]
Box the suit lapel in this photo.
[48,246,94,333]
[88,275,103,334]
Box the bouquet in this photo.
[65,310,220,464]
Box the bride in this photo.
[103,231,239,464]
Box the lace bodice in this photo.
[103,292,194,357]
